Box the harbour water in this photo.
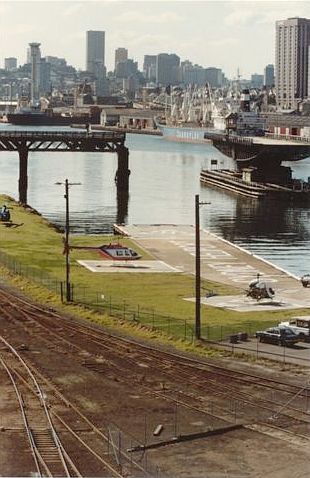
[1,123,310,277]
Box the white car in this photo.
[279,316,310,342]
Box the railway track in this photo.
[1,286,307,392]
[0,337,80,477]
[0,334,155,477]
[0,285,309,449]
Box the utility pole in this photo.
[56,179,81,302]
[195,194,210,340]
[195,194,201,340]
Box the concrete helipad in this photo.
[77,259,182,273]
[185,295,304,312]
[114,224,310,310]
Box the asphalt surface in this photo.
[114,224,310,366]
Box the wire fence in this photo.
[0,249,285,342]
[0,250,63,295]
[1,250,309,364]
[105,421,166,477]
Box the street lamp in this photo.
[195,194,210,340]
[55,179,81,302]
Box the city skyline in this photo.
[0,0,309,78]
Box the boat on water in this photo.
[155,85,255,143]
[6,106,101,126]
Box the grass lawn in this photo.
[1,195,308,341]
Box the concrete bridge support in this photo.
[18,148,28,205]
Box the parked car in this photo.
[255,326,299,346]
[278,317,310,342]
[301,274,310,288]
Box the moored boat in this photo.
[155,85,249,143]
[6,107,100,126]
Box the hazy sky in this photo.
[0,0,309,78]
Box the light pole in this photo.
[195,194,210,340]
[56,179,81,302]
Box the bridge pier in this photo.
[18,148,28,205]
[115,146,130,193]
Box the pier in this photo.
[205,132,310,166]
[204,132,310,191]
[0,130,129,205]
[200,169,310,199]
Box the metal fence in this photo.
[0,249,63,295]
[1,249,309,365]
[105,422,165,477]
[0,249,278,343]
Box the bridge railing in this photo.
[265,132,310,143]
[0,130,126,140]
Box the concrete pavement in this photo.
[114,224,310,312]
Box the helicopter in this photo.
[246,275,275,301]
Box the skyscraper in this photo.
[86,30,106,95]
[156,53,180,86]
[4,57,17,71]
[264,64,275,88]
[115,48,128,71]
[86,30,105,74]
[143,55,156,82]
[275,17,310,109]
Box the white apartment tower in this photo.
[29,42,41,105]
[275,17,310,109]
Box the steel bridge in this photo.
[0,130,129,205]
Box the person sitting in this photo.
[1,205,10,221]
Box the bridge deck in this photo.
[252,135,310,146]
[0,130,125,140]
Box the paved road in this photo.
[219,337,310,367]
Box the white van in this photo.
[279,316,310,342]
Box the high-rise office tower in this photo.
[251,73,264,88]
[143,55,157,82]
[4,57,17,71]
[275,17,310,109]
[115,48,128,71]
[205,67,223,88]
[156,53,180,86]
[264,64,275,87]
[86,30,106,95]
[29,42,41,104]
[86,30,105,74]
